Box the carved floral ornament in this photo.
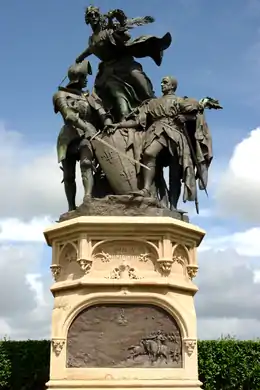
[52,338,65,356]
[50,264,61,282]
[157,258,173,274]
[77,258,92,274]
[186,265,198,280]
[106,260,142,279]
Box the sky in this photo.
[0,0,260,340]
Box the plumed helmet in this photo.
[67,60,92,86]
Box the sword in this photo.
[58,75,67,87]
[90,131,150,171]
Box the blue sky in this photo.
[0,0,260,340]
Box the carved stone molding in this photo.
[157,259,173,275]
[186,265,198,280]
[50,265,61,282]
[52,338,65,357]
[183,338,197,356]
[53,296,71,311]
[77,258,92,274]
[119,287,129,295]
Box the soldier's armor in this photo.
[53,88,102,163]
[54,87,141,195]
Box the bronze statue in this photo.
[75,6,172,121]
[106,76,221,212]
[53,5,223,220]
[53,60,112,211]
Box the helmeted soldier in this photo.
[53,60,112,211]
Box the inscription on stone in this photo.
[67,304,182,368]
[93,242,153,263]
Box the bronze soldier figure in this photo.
[53,60,112,211]
[107,76,220,211]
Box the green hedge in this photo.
[0,339,260,390]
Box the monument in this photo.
[44,5,222,390]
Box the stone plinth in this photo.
[44,216,205,390]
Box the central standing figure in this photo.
[106,76,217,211]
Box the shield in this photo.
[92,129,140,194]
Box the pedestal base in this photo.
[58,196,189,223]
[44,216,205,390]
[46,379,202,390]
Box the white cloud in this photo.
[195,247,260,339]
[0,243,52,339]
[0,124,81,220]
[215,127,260,223]
[0,217,53,242]
[198,318,260,340]
[200,227,260,256]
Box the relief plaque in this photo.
[67,304,182,368]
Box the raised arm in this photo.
[75,47,92,64]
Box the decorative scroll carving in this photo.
[157,259,173,275]
[186,265,198,280]
[67,304,182,368]
[93,251,112,262]
[52,338,65,356]
[138,253,150,263]
[50,264,61,282]
[77,258,92,274]
[106,261,141,279]
[183,338,197,356]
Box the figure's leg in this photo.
[130,69,155,100]
[115,97,131,121]
[143,141,164,191]
[110,90,131,121]
[79,140,94,201]
[133,141,164,196]
[62,157,77,211]
[169,158,182,210]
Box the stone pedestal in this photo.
[44,216,205,390]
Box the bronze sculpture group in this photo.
[53,5,222,216]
